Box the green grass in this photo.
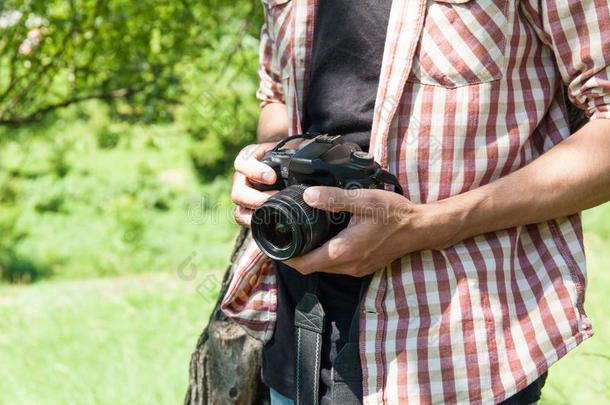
[0,205,607,404]
[0,271,219,405]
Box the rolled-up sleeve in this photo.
[255,12,285,108]
[522,0,610,119]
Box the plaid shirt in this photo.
[221,0,610,403]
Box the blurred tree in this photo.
[0,0,262,125]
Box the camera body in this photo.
[250,134,402,261]
[251,134,386,191]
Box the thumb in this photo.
[303,186,388,215]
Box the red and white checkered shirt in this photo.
[221,0,610,403]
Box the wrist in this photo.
[406,203,454,251]
[414,191,486,250]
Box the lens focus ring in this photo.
[251,184,333,260]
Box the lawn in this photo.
[0,204,608,405]
[0,271,220,405]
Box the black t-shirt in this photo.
[302,0,392,151]
[260,0,392,402]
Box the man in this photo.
[222,0,610,403]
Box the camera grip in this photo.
[249,152,289,191]
[249,178,277,192]
[248,162,284,192]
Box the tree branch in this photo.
[0,83,154,125]
[0,32,73,120]
[212,0,258,83]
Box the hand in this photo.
[284,187,454,277]
[232,142,279,227]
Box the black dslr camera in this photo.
[250,133,403,261]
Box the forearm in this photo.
[430,118,610,248]
[257,102,289,143]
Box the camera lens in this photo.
[251,184,349,260]
[262,210,293,250]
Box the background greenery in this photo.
[0,1,608,404]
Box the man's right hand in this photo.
[232,142,279,227]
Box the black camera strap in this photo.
[294,272,324,405]
[294,272,373,405]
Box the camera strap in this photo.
[294,273,324,405]
[294,272,373,405]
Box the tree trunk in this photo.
[184,227,270,405]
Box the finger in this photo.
[234,206,253,228]
[234,143,277,184]
[237,142,276,161]
[284,231,355,274]
[302,186,393,216]
[231,172,277,209]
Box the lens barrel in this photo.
[251,184,348,260]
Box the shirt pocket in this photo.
[408,0,509,88]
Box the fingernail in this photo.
[262,170,275,183]
[304,188,320,204]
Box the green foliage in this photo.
[0,206,52,282]
[96,126,120,149]
[107,194,146,245]
[49,136,71,177]
[0,0,266,284]
[0,0,265,181]
[0,208,24,280]
[582,203,610,244]
[0,172,48,283]
[179,36,261,181]
[0,98,239,282]
[34,193,65,213]
[0,173,20,204]
[0,0,263,125]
